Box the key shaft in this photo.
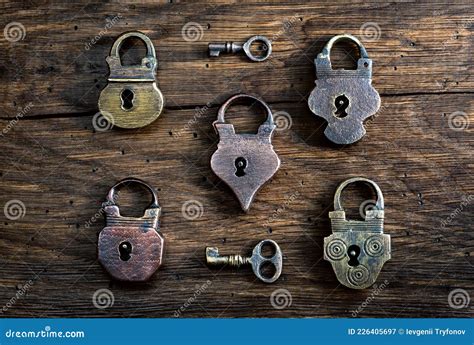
[208,42,243,57]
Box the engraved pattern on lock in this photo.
[98,31,164,129]
[98,178,164,282]
[323,178,391,289]
[210,94,280,212]
[308,34,381,144]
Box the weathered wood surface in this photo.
[0,1,472,318]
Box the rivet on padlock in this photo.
[308,34,381,144]
[98,31,164,129]
[210,94,281,212]
[97,178,164,282]
[323,177,391,289]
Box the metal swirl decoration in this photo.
[347,266,369,287]
[326,239,346,261]
[364,236,384,257]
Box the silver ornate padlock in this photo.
[308,34,381,144]
[324,177,390,289]
[98,31,164,129]
[210,94,280,212]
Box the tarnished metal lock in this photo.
[308,34,381,144]
[98,178,164,281]
[324,177,390,289]
[210,94,280,212]
[98,31,164,129]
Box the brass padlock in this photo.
[210,94,280,212]
[308,34,381,144]
[98,31,164,129]
[324,177,390,289]
[98,178,164,282]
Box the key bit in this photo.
[205,239,283,283]
[208,35,272,62]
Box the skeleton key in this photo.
[208,35,272,62]
[206,239,283,283]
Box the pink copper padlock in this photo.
[97,178,164,281]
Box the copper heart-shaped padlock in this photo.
[210,94,280,212]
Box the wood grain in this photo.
[0,1,472,318]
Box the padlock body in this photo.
[308,56,381,144]
[211,133,280,211]
[324,231,390,289]
[98,81,164,129]
[98,223,164,282]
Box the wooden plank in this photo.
[0,93,472,317]
[1,1,473,117]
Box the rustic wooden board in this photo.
[0,1,472,318]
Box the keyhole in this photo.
[347,244,360,267]
[234,157,247,177]
[119,241,132,261]
[334,94,349,118]
[121,88,135,110]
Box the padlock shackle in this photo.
[214,93,274,129]
[321,34,369,61]
[333,177,384,211]
[109,31,156,61]
[106,177,159,209]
